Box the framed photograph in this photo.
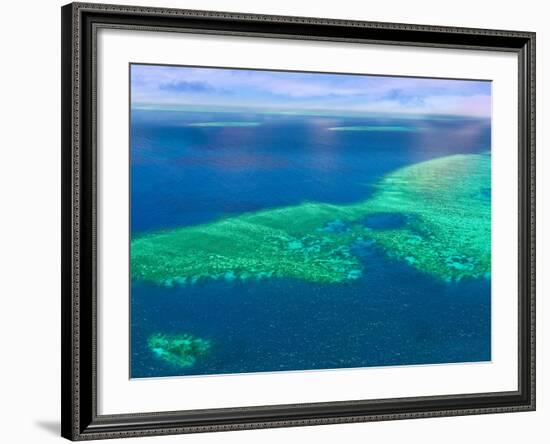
[61,2,536,440]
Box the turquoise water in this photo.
[130,110,491,378]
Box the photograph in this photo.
[129,64,492,378]
[56,2,537,440]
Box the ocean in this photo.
[130,109,491,378]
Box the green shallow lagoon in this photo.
[131,153,490,285]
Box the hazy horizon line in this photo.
[131,102,492,120]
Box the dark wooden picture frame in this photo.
[61,2,536,440]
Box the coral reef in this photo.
[328,125,426,132]
[131,153,490,285]
[148,333,211,367]
[364,152,491,282]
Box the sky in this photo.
[131,64,491,118]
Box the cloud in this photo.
[383,89,425,107]
[130,64,491,117]
[159,80,215,93]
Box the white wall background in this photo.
[0,0,545,443]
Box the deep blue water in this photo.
[130,110,491,378]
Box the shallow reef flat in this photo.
[131,153,490,285]
[366,152,491,282]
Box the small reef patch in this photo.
[148,333,211,368]
[328,125,425,132]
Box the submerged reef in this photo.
[328,125,426,132]
[148,333,211,367]
[131,153,490,285]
